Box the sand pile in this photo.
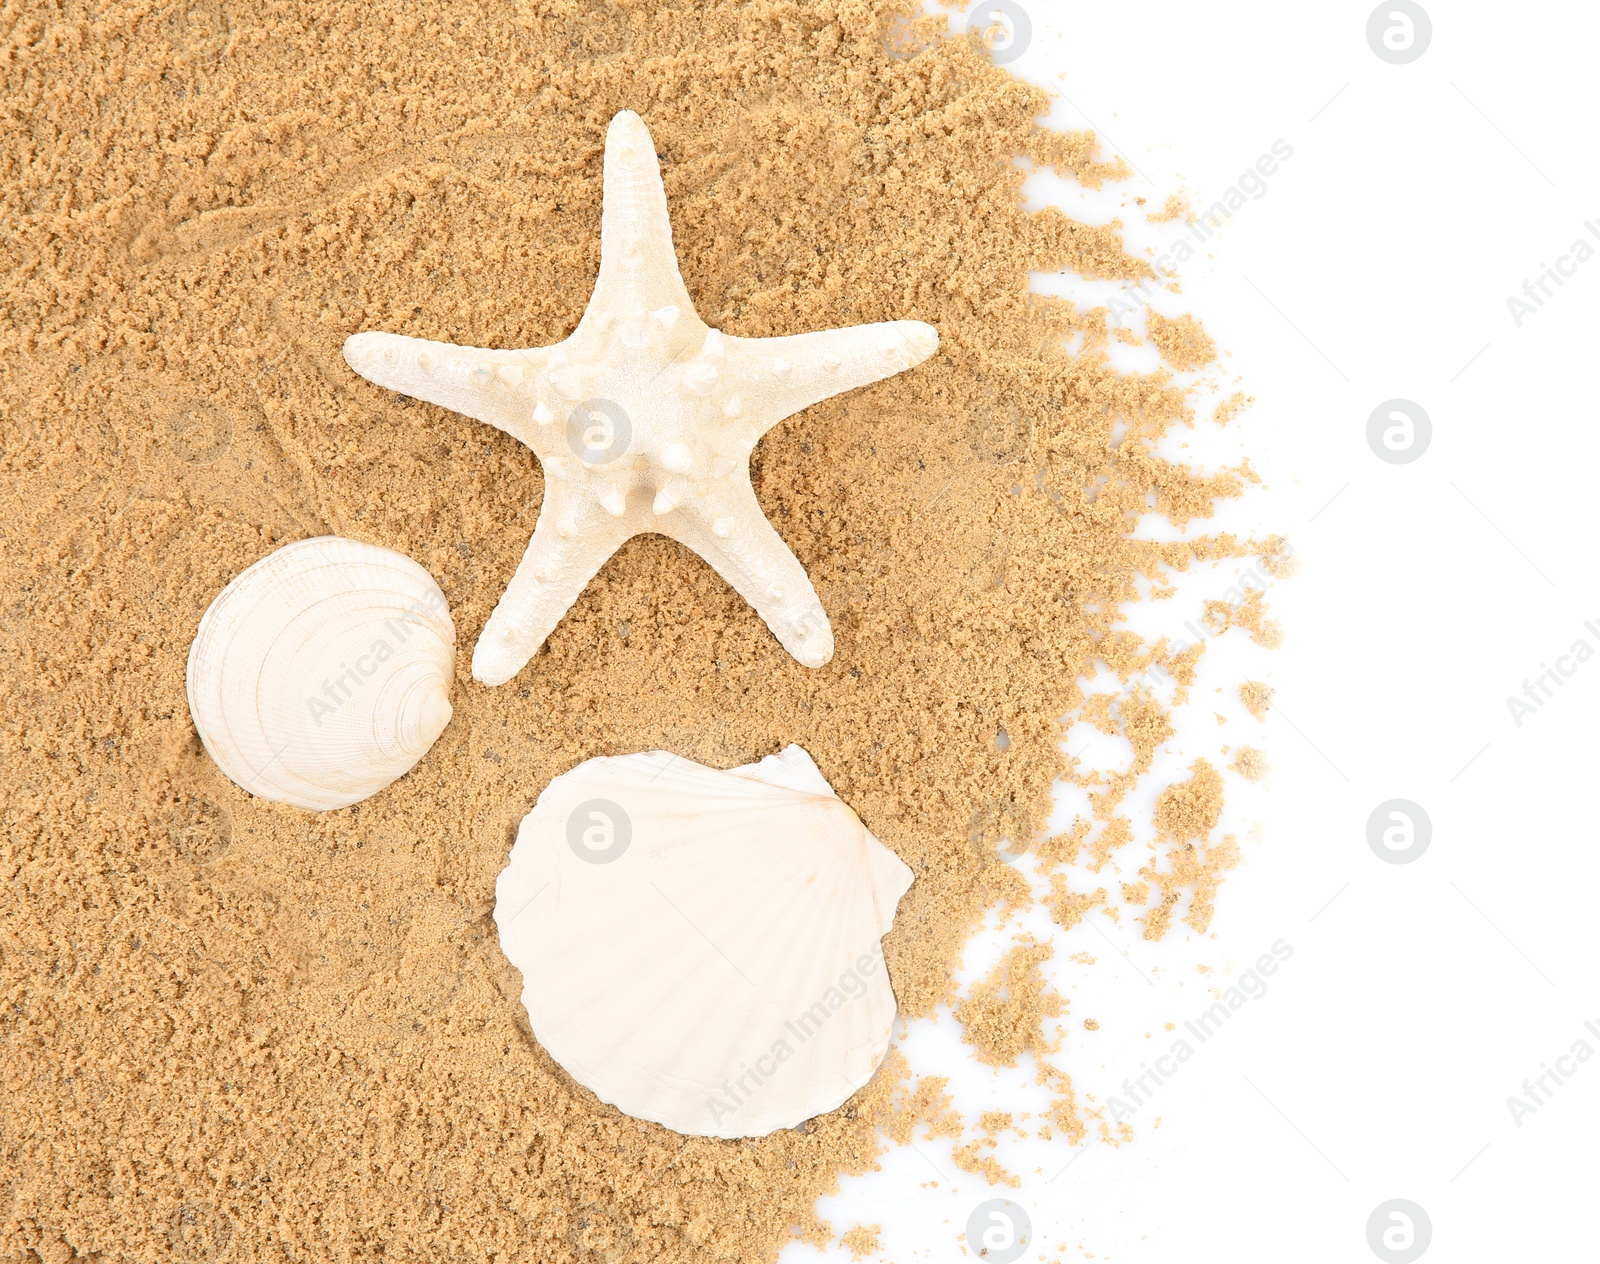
[0,3,1269,1260]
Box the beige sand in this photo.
[0,3,1264,1260]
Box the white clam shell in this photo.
[185,536,455,812]
[494,744,914,1139]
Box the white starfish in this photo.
[342,111,938,686]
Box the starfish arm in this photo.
[666,492,835,668]
[471,478,638,686]
[721,320,939,440]
[343,331,546,443]
[581,111,697,327]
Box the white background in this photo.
[785,2,1600,1261]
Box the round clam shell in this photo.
[185,536,455,811]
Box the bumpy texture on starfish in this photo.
[343,111,938,686]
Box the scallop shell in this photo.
[185,536,455,811]
[494,744,914,1139]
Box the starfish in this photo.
[343,111,938,686]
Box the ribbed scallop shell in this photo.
[495,744,914,1138]
[186,536,455,811]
